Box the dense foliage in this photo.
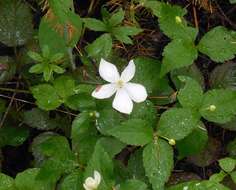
[0,0,236,189]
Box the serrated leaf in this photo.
[71,112,99,165]
[96,107,125,135]
[108,119,153,146]
[200,89,236,124]
[158,3,198,41]
[198,26,236,62]
[0,0,33,46]
[129,100,157,128]
[23,108,59,130]
[0,173,15,190]
[108,9,125,27]
[227,138,236,157]
[177,76,203,109]
[118,179,148,190]
[15,168,54,190]
[158,108,199,140]
[83,18,107,31]
[210,62,236,90]
[219,157,236,173]
[0,125,29,147]
[177,122,208,159]
[161,39,198,77]
[48,0,73,23]
[171,64,205,90]
[98,137,126,158]
[58,170,83,190]
[31,132,59,166]
[86,33,113,60]
[53,75,76,100]
[31,84,61,110]
[167,180,230,190]
[143,139,174,190]
[39,17,67,55]
[112,26,142,44]
[65,93,96,111]
[132,57,162,95]
[84,142,114,190]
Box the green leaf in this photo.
[200,89,236,124]
[84,142,114,190]
[108,9,125,27]
[83,18,107,31]
[31,84,61,110]
[0,0,33,46]
[86,33,113,60]
[53,76,76,100]
[112,26,143,44]
[108,119,153,146]
[210,62,236,90]
[118,179,148,190]
[132,57,162,95]
[23,108,60,130]
[209,171,227,183]
[96,107,124,135]
[219,157,236,173]
[0,126,29,147]
[230,171,236,183]
[230,0,236,4]
[161,39,198,77]
[198,26,236,62]
[0,173,15,190]
[130,100,157,128]
[39,17,67,55]
[227,138,236,157]
[127,149,148,183]
[143,139,174,190]
[65,93,96,111]
[35,135,76,183]
[158,3,198,41]
[71,112,99,165]
[48,0,73,23]
[176,123,208,159]
[158,108,199,140]
[15,168,54,190]
[51,64,65,74]
[29,64,44,74]
[58,170,83,190]
[98,137,126,158]
[167,180,230,190]
[28,52,43,62]
[177,76,203,109]
[171,64,205,90]
[31,132,59,166]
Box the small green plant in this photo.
[0,0,235,189]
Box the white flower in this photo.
[92,59,147,114]
[83,170,101,190]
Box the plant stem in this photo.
[0,87,30,94]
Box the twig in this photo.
[0,94,77,117]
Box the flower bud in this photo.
[209,105,216,112]
[175,16,182,24]
[169,139,176,146]
[83,171,101,190]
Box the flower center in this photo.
[116,80,124,88]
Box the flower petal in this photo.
[112,88,133,114]
[83,183,91,190]
[85,177,97,188]
[120,60,135,82]
[125,83,147,103]
[92,84,116,99]
[99,58,120,82]
[94,171,101,185]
